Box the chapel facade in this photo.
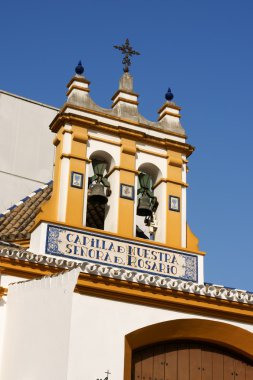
[0,50,253,380]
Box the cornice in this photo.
[157,102,181,114]
[49,112,194,157]
[158,110,181,121]
[0,248,253,323]
[66,76,90,88]
[66,85,90,96]
[153,177,189,189]
[52,103,187,139]
[111,97,139,108]
[111,89,139,101]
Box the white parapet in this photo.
[0,268,80,380]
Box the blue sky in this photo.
[1,1,253,291]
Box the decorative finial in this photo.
[114,38,140,73]
[165,88,174,101]
[75,60,84,75]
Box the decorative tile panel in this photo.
[46,224,198,282]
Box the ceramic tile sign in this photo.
[46,224,198,281]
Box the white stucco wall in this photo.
[0,272,253,380]
[67,292,253,380]
[0,91,57,212]
[0,270,80,380]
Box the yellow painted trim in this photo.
[50,113,193,157]
[60,153,91,163]
[76,276,253,321]
[168,156,183,167]
[0,258,252,323]
[118,138,136,237]
[137,147,168,159]
[121,140,136,156]
[33,123,90,227]
[168,178,188,187]
[153,177,188,189]
[64,125,88,226]
[187,223,200,251]
[53,135,61,146]
[88,134,121,146]
[0,286,7,297]
[166,151,183,246]
[106,165,140,178]
[62,128,73,135]
[73,131,89,143]
[34,128,65,223]
[57,106,188,140]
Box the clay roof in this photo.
[0,181,106,241]
[0,182,53,241]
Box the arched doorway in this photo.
[124,319,253,380]
[132,341,253,380]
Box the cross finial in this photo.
[96,369,111,380]
[114,38,140,72]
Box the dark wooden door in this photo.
[132,342,253,380]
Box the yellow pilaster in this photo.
[65,126,88,226]
[166,152,183,247]
[37,128,66,221]
[117,138,136,237]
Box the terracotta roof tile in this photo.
[0,181,105,242]
[0,182,53,241]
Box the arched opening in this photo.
[136,163,162,241]
[124,319,253,380]
[132,341,253,380]
[86,150,115,230]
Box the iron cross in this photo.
[114,38,140,72]
[105,370,111,380]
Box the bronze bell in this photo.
[89,183,108,204]
[137,193,153,217]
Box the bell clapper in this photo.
[144,212,158,241]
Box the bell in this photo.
[137,194,153,217]
[89,183,108,204]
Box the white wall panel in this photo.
[0,269,80,380]
[67,292,253,380]
[0,91,57,212]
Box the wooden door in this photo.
[132,341,253,380]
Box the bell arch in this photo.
[138,162,162,184]
[136,162,165,242]
[124,319,253,380]
[85,150,115,231]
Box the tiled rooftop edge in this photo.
[0,245,253,305]
[0,180,53,218]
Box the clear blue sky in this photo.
[1,0,253,291]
